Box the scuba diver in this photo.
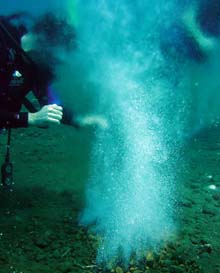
[0,13,63,129]
[0,12,108,187]
[0,12,108,129]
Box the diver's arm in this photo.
[0,104,63,129]
[29,81,107,129]
[0,111,29,128]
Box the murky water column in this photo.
[76,0,184,263]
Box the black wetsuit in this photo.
[0,37,35,128]
[0,15,50,129]
[0,20,77,129]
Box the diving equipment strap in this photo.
[1,128,13,188]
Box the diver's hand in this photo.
[28,104,63,127]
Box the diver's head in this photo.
[0,14,29,46]
[21,12,76,52]
[1,11,76,55]
[22,13,77,89]
[0,13,31,65]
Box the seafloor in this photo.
[0,124,220,273]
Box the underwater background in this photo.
[1,0,220,272]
